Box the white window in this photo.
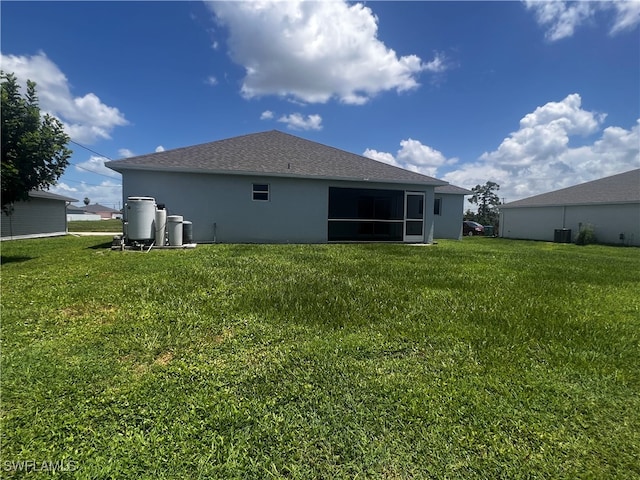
[252,183,269,201]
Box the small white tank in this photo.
[126,197,156,241]
[167,215,183,246]
[155,208,167,246]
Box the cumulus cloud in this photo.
[118,148,135,158]
[277,113,322,131]
[441,94,639,202]
[155,145,165,153]
[524,0,640,41]
[0,51,128,143]
[260,110,274,120]
[364,139,457,177]
[207,0,446,104]
[75,156,121,179]
[50,180,122,209]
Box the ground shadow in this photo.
[0,255,33,265]
[87,241,114,250]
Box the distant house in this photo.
[1,191,78,240]
[434,184,473,240]
[106,130,469,244]
[499,169,640,246]
[67,203,121,220]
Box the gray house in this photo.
[500,169,640,246]
[434,184,473,240]
[1,190,78,240]
[106,130,467,244]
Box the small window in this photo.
[434,198,442,216]
[252,183,269,201]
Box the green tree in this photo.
[83,197,90,206]
[1,72,72,211]
[468,181,501,227]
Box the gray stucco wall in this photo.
[121,170,436,243]
[434,193,464,240]
[500,203,640,246]
[1,197,68,239]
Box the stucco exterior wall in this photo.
[500,203,640,246]
[121,170,436,243]
[434,193,464,240]
[1,197,68,240]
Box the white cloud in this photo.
[364,139,457,177]
[118,148,135,158]
[0,51,128,143]
[206,75,218,86]
[524,1,640,41]
[260,110,274,120]
[75,156,121,179]
[50,180,122,209]
[155,145,165,153]
[277,113,322,131]
[611,0,640,34]
[207,0,447,104]
[441,94,639,203]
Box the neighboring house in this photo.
[67,203,121,220]
[434,184,473,240]
[106,130,468,244]
[499,169,640,246]
[1,191,78,240]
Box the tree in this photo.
[1,72,72,211]
[84,197,90,206]
[468,181,501,227]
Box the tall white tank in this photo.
[126,197,156,241]
[167,215,183,246]
[154,208,167,246]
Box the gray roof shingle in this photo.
[501,169,640,208]
[30,190,78,202]
[105,130,448,186]
[435,184,473,195]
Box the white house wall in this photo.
[500,203,640,246]
[122,170,436,243]
[434,193,464,240]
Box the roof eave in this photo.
[105,163,448,186]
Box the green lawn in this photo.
[1,237,638,478]
[68,219,122,232]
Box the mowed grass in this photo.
[68,219,122,232]
[1,236,639,478]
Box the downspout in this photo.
[562,205,566,228]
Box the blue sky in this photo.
[2,1,638,209]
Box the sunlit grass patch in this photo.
[1,237,639,478]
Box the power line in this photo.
[69,139,113,160]
[62,178,121,188]
[67,138,121,180]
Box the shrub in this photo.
[576,223,597,245]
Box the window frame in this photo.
[252,183,270,202]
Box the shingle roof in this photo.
[29,190,78,202]
[105,130,448,186]
[435,184,473,195]
[501,169,640,208]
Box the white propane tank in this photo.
[126,197,156,241]
[155,208,167,246]
[167,215,183,246]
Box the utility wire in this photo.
[67,138,121,180]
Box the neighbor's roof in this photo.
[106,130,448,186]
[29,190,78,203]
[76,203,120,213]
[435,184,473,195]
[501,169,640,208]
